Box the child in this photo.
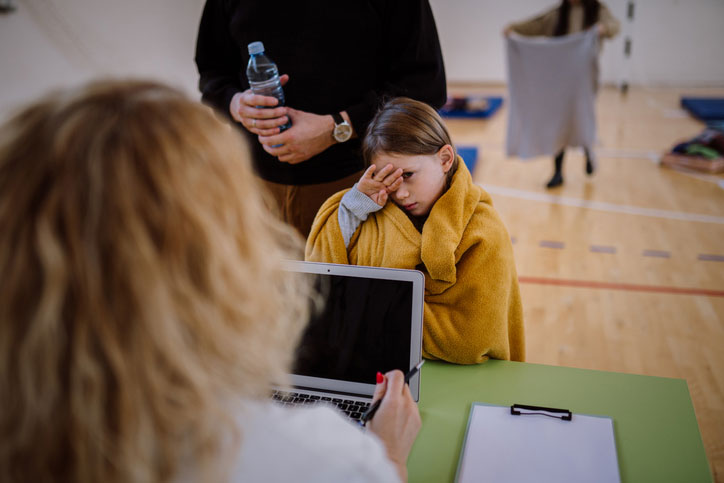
[306,97,525,365]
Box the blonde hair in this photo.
[0,80,314,482]
[362,97,458,185]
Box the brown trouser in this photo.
[262,170,364,240]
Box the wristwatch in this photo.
[332,112,353,143]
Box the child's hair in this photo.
[0,79,314,482]
[362,97,458,185]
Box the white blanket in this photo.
[505,29,598,159]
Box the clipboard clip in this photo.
[511,404,572,421]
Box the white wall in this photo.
[0,0,205,118]
[1,0,723,119]
[628,0,724,86]
[429,0,724,86]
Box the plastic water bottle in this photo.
[246,41,291,131]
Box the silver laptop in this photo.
[274,261,424,422]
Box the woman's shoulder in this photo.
[231,402,399,482]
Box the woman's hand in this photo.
[367,370,422,483]
[357,164,403,206]
[229,74,290,136]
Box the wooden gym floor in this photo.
[446,83,724,481]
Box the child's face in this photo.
[373,145,454,217]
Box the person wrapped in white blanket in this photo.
[504,0,620,188]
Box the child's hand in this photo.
[357,164,403,206]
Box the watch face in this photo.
[334,123,353,142]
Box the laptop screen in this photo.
[293,273,413,385]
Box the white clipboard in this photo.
[455,402,621,483]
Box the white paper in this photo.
[456,404,620,483]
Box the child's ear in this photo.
[438,144,455,173]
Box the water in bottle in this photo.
[246,41,291,132]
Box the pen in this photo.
[359,360,425,427]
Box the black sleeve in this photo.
[345,0,447,135]
[194,0,242,119]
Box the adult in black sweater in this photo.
[195,0,447,237]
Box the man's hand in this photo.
[258,107,338,164]
[229,74,290,136]
[357,164,403,206]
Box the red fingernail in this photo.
[376,372,384,384]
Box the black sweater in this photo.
[195,0,447,185]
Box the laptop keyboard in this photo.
[272,390,371,422]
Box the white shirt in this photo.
[229,402,401,482]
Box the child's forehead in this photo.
[373,152,429,169]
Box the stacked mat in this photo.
[660,127,724,174]
[660,97,724,173]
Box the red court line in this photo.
[518,276,724,298]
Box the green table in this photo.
[407,360,711,483]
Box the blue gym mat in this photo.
[681,97,724,122]
[440,96,503,119]
[456,146,479,173]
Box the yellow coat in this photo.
[305,160,525,364]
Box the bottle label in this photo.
[248,77,281,91]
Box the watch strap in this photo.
[332,112,345,126]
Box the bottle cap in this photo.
[248,41,264,55]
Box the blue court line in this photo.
[698,254,724,262]
[590,245,617,254]
[642,250,671,259]
[518,238,724,261]
[539,240,565,249]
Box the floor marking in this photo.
[514,237,723,261]
[482,184,724,225]
[478,144,662,162]
[518,276,724,298]
[590,245,617,254]
[659,163,724,189]
[539,240,565,249]
[595,147,660,163]
[642,249,671,259]
[477,145,724,189]
[645,96,691,119]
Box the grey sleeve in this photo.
[338,185,384,248]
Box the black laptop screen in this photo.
[293,273,413,385]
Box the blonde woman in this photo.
[0,80,419,482]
